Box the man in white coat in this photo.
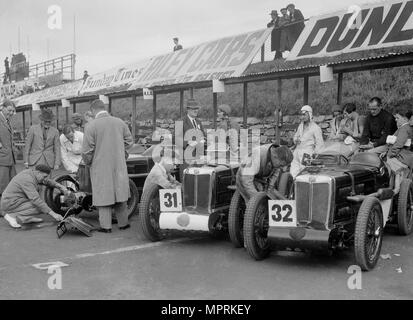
[290,105,325,178]
[82,99,133,233]
[60,125,83,173]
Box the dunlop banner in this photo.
[288,0,413,60]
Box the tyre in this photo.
[139,184,164,242]
[397,179,413,235]
[277,172,294,198]
[44,174,83,216]
[126,179,139,218]
[354,197,384,271]
[228,190,246,248]
[244,192,271,260]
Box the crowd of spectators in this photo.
[267,3,305,59]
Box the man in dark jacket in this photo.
[0,99,16,198]
[360,97,397,154]
[1,165,67,228]
[287,4,305,47]
[236,144,293,202]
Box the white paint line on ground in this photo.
[30,237,204,268]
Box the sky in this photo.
[0,0,383,79]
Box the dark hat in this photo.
[2,99,16,108]
[90,99,106,109]
[287,3,295,8]
[281,7,288,11]
[39,109,55,121]
[173,37,179,41]
[35,164,52,175]
[269,10,278,15]
[72,112,82,120]
[187,99,201,109]
[332,105,343,113]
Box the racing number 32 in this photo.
[271,204,293,223]
[159,189,182,212]
[268,200,296,227]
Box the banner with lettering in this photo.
[129,28,272,89]
[288,0,413,60]
[79,60,150,95]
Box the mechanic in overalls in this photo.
[236,144,293,202]
[290,105,325,178]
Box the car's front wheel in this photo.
[397,179,413,236]
[228,190,246,248]
[139,184,165,242]
[126,179,139,219]
[354,197,383,271]
[244,192,271,260]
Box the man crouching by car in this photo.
[236,144,293,202]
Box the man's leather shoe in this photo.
[97,228,112,233]
[119,224,130,231]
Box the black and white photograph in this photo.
[0,0,413,304]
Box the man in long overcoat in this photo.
[82,99,133,233]
[0,99,17,199]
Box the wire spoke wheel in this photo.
[244,192,271,260]
[355,197,383,271]
[228,190,246,248]
[139,184,165,242]
[398,179,413,235]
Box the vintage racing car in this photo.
[139,163,239,241]
[242,152,413,271]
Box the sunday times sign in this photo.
[288,0,413,60]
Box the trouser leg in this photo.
[97,206,113,230]
[6,201,42,223]
[114,202,128,228]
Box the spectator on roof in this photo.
[173,38,183,52]
[287,3,305,48]
[83,70,89,83]
[268,10,283,60]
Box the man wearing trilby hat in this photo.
[24,108,61,170]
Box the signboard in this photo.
[143,88,154,100]
[288,0,413,60]
[320,65,334,82]
[79,60,150,95]
[212,79,225,93]
[61,99,70,108]
[268,200,297,228]
[159,189,183,212]
[14,80,83,107]
[129,28,272,89]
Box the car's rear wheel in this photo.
[244,192,271,260]
[45,174,83,216]
[139,184,165,242]
[354,197,383,271]
[228,190,246,248]
[397,179,413,235]
[126,179,139,218]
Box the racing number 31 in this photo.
[159,189,182,212]
[268,200,296,227]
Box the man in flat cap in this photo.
[71,113,85,133]
[173,38,183,52]
[24,108,61,170]
[82,99,133,233]
[1,164,67,229]
[0,99,17,200]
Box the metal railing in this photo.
[1,53,76,83]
